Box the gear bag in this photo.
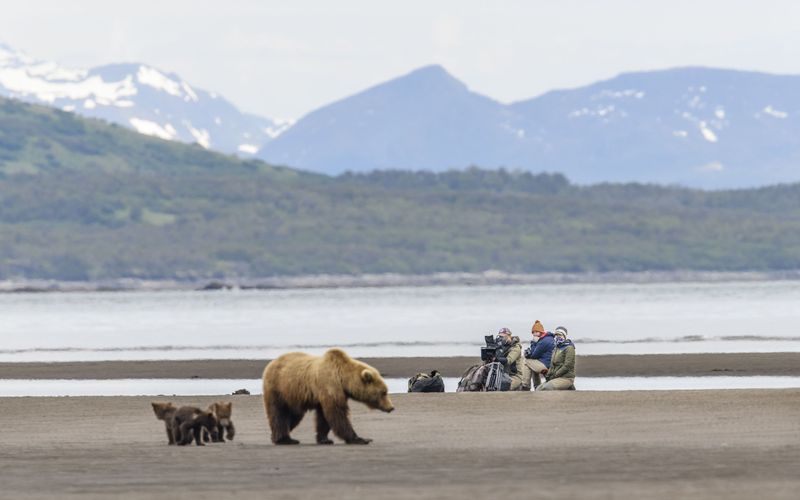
[456,363,487,392]
[408,371,445,393]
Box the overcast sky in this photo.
[2,0,799,119]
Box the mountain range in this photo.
[3,42,800,188]
[3,97,800,280]
[261,65,800,188]
[0,43,291,156]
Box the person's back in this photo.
[539,326,576,391]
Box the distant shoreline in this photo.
[2,353,799,379]
[2,269,800,293]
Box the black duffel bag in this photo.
[408,370,445,393]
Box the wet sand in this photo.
[1,390,798,499]
[2,352,799,379]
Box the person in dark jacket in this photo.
[539,326,576,391]
[521,320,555,390]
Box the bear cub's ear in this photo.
[361,369,374,383]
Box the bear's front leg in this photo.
[164,422,175,445]
[322,402,371,445]
[213,424,225,442]
[267,396,299,444]
[315,408,333,444]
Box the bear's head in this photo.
[151,401,177,420]
[353,368,395,413]
[325,348,395,413]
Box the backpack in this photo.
[456,363,487,392]
[408,371,445,393]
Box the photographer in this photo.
[521,320,555,391]
[494,327,525,391]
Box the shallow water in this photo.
[1,280,799,361]
[2,376,800,396]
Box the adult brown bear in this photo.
[262,349,394,445]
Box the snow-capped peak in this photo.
[0,42,290,155]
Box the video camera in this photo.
[480,335,501,362]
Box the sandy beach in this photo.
[2,352,799,379]
[2,390,798,499]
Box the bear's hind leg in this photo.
[192,424,206,446]
[315,407,333,444]
[322,402,371,445]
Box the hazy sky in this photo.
[2,0,800,119]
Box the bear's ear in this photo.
[361,369,374,384]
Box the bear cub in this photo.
[171,406,219,446]
[202,401,235,443]
[151,401,178,445]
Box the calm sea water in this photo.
[1,280,799,362]
[2,377,800,396]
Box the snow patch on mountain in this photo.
[699,121,718,142]
[185,123,211,148]
[264,119,295,138]
[129,118,177,140]
[763,105,788,118]
[592,89,645,100]
[136,66,182,97]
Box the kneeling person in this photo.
[539,326,576,391]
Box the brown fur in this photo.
[261,348,394,445]
[202,401,235,443]
[170,406,219,446]
[151,402,178,445]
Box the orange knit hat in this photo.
[532,320,545,335]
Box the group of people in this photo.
[493,320,576,391]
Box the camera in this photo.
[481,335,500,362]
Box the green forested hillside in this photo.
[2,97,800,280]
